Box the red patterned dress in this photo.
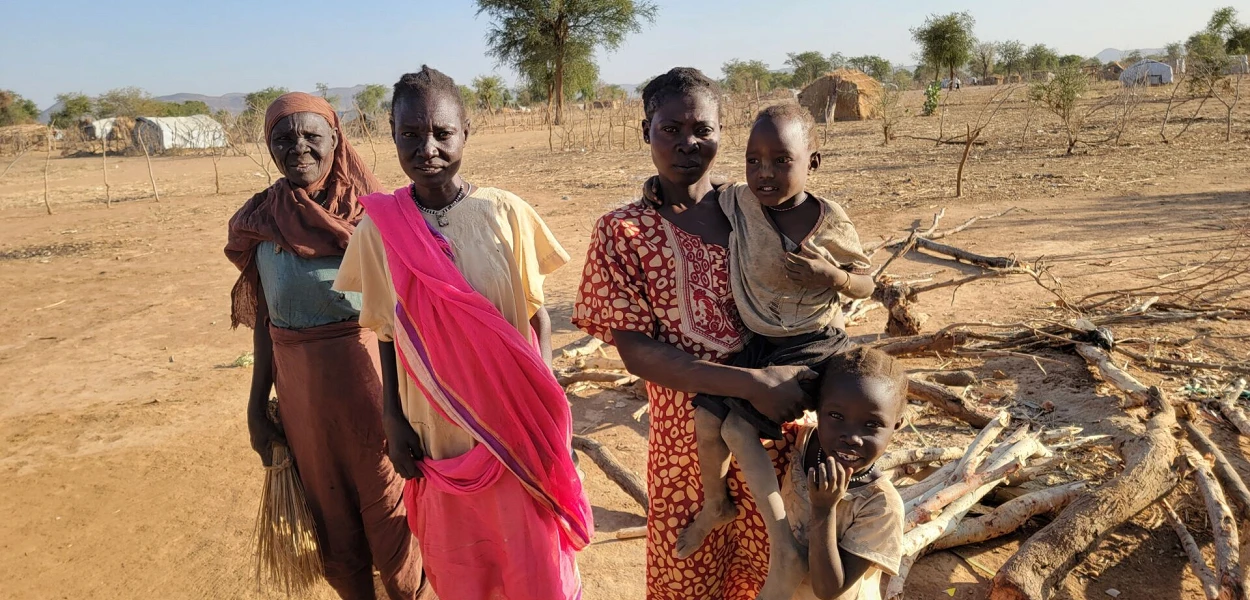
[573,201,797,599]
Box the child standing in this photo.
[788,347,907,600]
[675,104,876,600]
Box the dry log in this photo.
[1184,443,1245,599]
[907,378,995,429]
[951,412,1011,479]
[615,525,647,540]
[1214,379,1250,438]
[1074,344,1152,408]
[906,459,1024,528]
[572,435,648,512]
[929,370,978,387]
[931,481,1085,551]
[874,331,970,357]
[877,447,966,472]
[1163,499,1220,600]
[913,237,1018,270]
[988,386,1179,600]
[899,461,960,504]
[557,370,637,387]
[1116,346,1250,376]
[900,435,1047,560]
[1183,420,1250,521]
[879,281,924,337]
[561,336,605,359]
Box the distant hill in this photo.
[1095,48,1167,64]
[38,85,372,123]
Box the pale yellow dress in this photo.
[334,186,569,459]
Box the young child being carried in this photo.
[677,104,877,600]
[787,347,907,600]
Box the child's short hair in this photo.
[819,347,908,417]
[393,65,468,126]
[642,67,722,121]
[754,103,818,151]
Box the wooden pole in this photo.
[42,129,53,215]
[138,126,161,202]
[102,138,113,206]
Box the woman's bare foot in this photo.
[675,495,737,559]
[756,536,808,600]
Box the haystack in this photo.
[798,69,882,123]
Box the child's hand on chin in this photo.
[808,456,853,509]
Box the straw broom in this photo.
[254,442,323,595]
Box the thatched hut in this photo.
[797,69,882,123]
[982,75,1002,85]
[1102,61,1126,81]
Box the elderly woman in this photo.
[573,68,815,599]
[225,92,427,600]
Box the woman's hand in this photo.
[247,411,286,466]
[383,411,425,480]
[785,248,848,290]
[809,456,852,510]
[743,365,819,423]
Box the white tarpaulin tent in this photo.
[132,115,227,152]
[88,117,118,140]
[1120,60,1174,86]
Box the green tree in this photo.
[847,55,892,81]
[1058,54,1084,68]
[476,0,657,125]
[159,100,211,117]
[1208,6,1250,53]
[998,40,1025,77]
[354,84,389,122]
[722,59,774,94]
[95,87,164,118]
[972,41,998,79]
[49,92,94,128]
[315,83,339,109]
[516,44,599,107]
[1030,65,1089,154]
[596,83,627,102]
[1026,44,1060,73]
[828,52,848,70]
[1085,57,1104,68]
[785,51,833,87]
[473,75,509,110]
[635,76,654,96]
[891,69,914,89]
[244,87,289,115]
[458,85,478,112]
[910,11,976,83]
[0,90,40,127]
[1165,42,1185,62]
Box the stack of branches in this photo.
[1166,383,1250,600]
[881,412,1109,598]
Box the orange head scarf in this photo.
[224,92,384,329]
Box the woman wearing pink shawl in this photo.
[334,67,592,600]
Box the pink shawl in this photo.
[360,187,593,551]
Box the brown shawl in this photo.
[224,92,383,329]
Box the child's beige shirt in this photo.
[719,184,872,338]
[783,423,905,600]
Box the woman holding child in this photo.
[575,67,905,600]
[573,68,817,599]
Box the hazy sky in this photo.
[2,0,1232,109]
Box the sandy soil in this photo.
[2,84,1249,599]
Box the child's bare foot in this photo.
[675,496,737,559]
[756,537,807,600]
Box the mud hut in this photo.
[797,69,882,123]
[1102,61,1126,81]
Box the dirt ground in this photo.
[2,83,1249,599]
